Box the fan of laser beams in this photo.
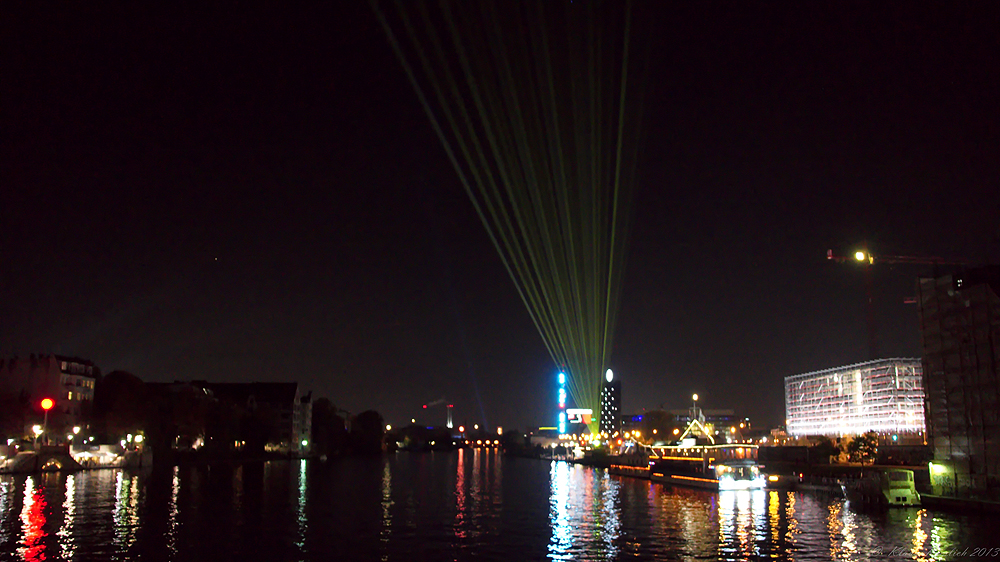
[372,0,643,434]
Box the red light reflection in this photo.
[19,480,48,562]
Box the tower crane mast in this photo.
[827,247,967,360]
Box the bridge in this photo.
[0,445,83,473]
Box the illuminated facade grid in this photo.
[785,358,924,437]
[600,379,621,434]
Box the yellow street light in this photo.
[855,251,866,261]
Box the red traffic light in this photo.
[40,398,54,411]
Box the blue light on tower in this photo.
[557,371,567,434]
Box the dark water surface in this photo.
[2,450,998,561]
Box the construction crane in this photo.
[422,398,454,429]
[827,247,967,360]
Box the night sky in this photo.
[3,3,998,431]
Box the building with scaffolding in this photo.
[917,265,1000,498]
[784,358,925,438]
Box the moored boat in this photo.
[608,441,651,478]
[649,444,765,490]
[846,468,921,507]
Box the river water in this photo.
[1,449,997,561]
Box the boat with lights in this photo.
[638,405,765,490]
[648,444,764,490]
[608,441,652,478]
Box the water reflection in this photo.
[454,448,466,539]
[912,509,930,562]
[1,459,999,561]
[56,473,75,560]
[717,489,766,560]
[167,466,179,557]
[18,476,46,562]
[0,477,12,547]
[547,462,622,561]
[113,470,141,551]
[380,458,392,558]
[548,462,573,559]
[598,473,620,559]
[296,459,307,552]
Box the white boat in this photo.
[846,468,921,507]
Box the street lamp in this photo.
[40,398,54,446]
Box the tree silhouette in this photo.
[846,431,878,465]
[811,436,841,464]
[350,410,384,455]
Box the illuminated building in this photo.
[918,266,1000,496]
[600,369,620,434]
[784,358,924,437]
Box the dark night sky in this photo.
[3,3,998,431]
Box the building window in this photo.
[68,391,73,400]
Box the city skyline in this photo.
[3,3,998,430]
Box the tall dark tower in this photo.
[600,369,621,435]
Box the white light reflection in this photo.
[837,500,858,557]
[380,460,393,561]
[717,490,766,559]
[547,462,622,560]
[113,471,140,551]
[599,472,621,559]
[167,466,180,557]
[0,477,14,549]
[929,511,957,560]
[57,474,76,560]
[548,462,574,560]
[752,489,767,546]
[295,459,307,553]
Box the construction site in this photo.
[917,265,1000,498]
